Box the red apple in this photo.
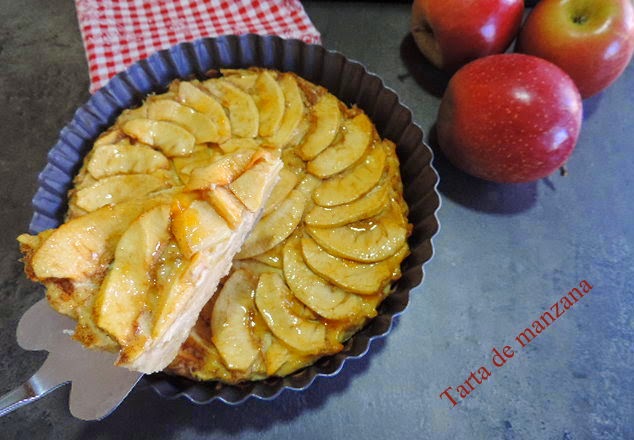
[410,0,524,72]
[518,0,634,98]
[436,54,583,183]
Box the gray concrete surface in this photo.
[1,1,632,439]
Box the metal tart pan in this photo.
[29,34,441,405]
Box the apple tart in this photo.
[18,68,411,382]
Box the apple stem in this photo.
[572,14,589,25]
[560,165,568,177]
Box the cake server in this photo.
[0,298,142,420]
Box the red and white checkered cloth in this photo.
[75,0,321,93]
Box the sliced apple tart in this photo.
[18,68,411,382]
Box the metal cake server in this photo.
[0,299,142,420]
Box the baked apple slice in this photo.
[255,272,338,354]
[229,159,283,212]
[93,129,126,147]
[86,140,169,179]
[222,69,285,138]
[176,81,231,143]
[294,173,321,199]
[266,73,305,148]
[236,189,305,259]
[122,118,196,157]
[258,327,315,377]
[171,199,233,259]
[221,69,258,90]
[301,237,407,295]
[252,242,284,268]
[146,99,219,144]
[73,170,177,213]
[283,238,377,320]
[307,113,373,178]
[304,184,389,228]
[204,186,245,229]
[171,147,220,183]
[202,79,259,139]
[298,93,342,160]
[148,241,185,337]
[218,137,260,154]
[312,141,387,207]
[306,203,408,263]
[253,70,285,137]
[211,269,261,372]
[262,168,298,216]
[185,148,260,190]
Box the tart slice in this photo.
[19,148,282,373]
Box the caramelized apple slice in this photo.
[304,184,389,227]
[254,70,285,137]
[306,203,408,263]
[185,149,257,190]
[255,272,334,353]
[203,79,259,138]
[286,115,312,150]
[24,190,177,280]
[87,140,169,179]
[116,105,148,125]
[177,81,231,142]
[94,129,125,147]
[302,237,408,295]
[149,241,186,339]
[122,118,196,156]
[266,74,305,148]
[283,238,377,320]
[204,186,245,229]
[251,242,284,268]
[171,200,232,259]
[172,147,220,183]
[254,320,315,376]
[211,269,260,371]
[73,170,176,212]
[262,168,298,216]
[281,147,307,178]
[298,93,342,160]
[260,335,297,376]
[232,259,283,279]
[313,142,386,207]
[218,137,260,153]
[294,173,321,199]
[94,204,171,345]
[307,113,373,178]
[236,189,305,259]
[221,69,258,90]
[229,160,278,212]
[146,99,218,143]
[148,245,229,348]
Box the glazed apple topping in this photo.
[18,68,412,382]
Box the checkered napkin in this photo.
[75,0,322,93]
